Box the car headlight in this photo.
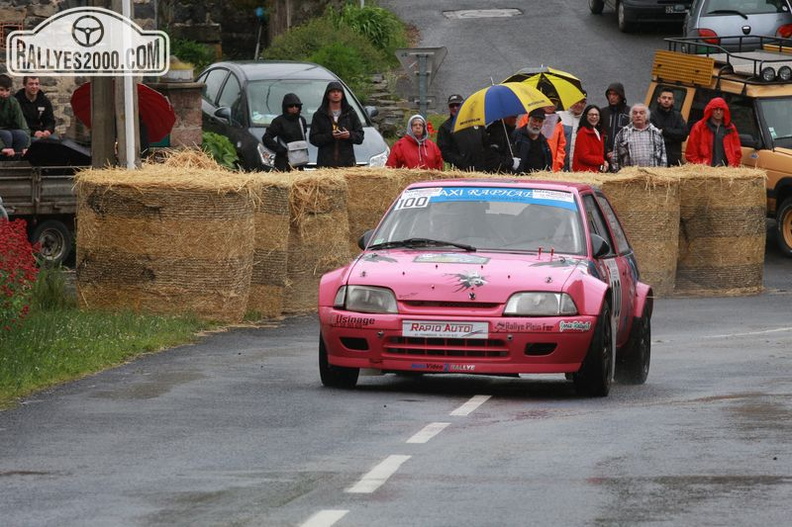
[368,148,390,167]
[334,285,398,313]
[257,143,277,168]
[504,292,578,316]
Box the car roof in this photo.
[201,61,339,82]
[405,178,597,194]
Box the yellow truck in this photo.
[645,36,792,256]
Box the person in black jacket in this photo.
[437,93,494,172]
[262,93,308,171]
[511,108,553,173]
[14,76,57,140]
[600,82,630,172]
[486,116,519,173]
[650,87,688,166]
[309,81,363,167]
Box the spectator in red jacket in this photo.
[685,97,741,167]
[386,114,443,169]
[572,105,608,173]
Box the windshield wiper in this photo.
[706,10,748,19]
[368,238,476,251]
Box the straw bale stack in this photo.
[74,163,259,322]
[284,171,352,313]
[343,168,408,255]
[248,173,292,318]
[672,166,766,296]
[598,168,680,297]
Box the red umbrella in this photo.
[71,82,177,143]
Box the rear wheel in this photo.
[616,305,651,384]
[617,2,634,32]
[776,197,792,257]
[32,220,73,266]
[589,0,605,14]
[574,303,613,397]
[319,336,359,389]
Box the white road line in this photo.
[406,422,450,444]
[450,395,491,416]
[702,327,792,339]
[300,510,349,527]
[346,454,411,494]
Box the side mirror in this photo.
[358,229,374,250]
[365,106,379,119]
[739,133,758,149]
[214,107,233,122]
[591,234,611,258]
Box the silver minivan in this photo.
[683,0,792,47]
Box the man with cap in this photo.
[511,108,553,173]
[437,93,492,171]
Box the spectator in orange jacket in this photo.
[386,114,443,169]
[685,97,741,167]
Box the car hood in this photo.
[345,250,590,303]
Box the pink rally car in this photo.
[318,179,653,396]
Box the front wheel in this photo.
[776,197,792,256]
[319,336,359,389]
[589,0,605,14]
[574,303,614,397]
[32,220,73,266]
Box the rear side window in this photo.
[200,69,228,105]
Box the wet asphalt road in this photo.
[2,3,792,526]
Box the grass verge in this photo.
[0,299,214,409]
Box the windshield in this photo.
[759,97,792,148]
[371,186,586,254]
[246,79,367,127]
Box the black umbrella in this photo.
[22,138,91,167]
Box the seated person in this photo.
[15,76,57,140]
[0,74,30,158]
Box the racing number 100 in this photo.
[395,196,429,210]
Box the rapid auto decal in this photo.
[448,270,487,291]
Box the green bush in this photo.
[30,263,75,312]
[310,42,370,99]
[202,132,239,169]
[328,3,407,65]
[170,38,215,73]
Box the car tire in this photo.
[617,1,634,32]
[616,305,651,385]
[32,220,73,266]
[589,0,605,14]
[319,335,359,389]
[776,197,792,257]
[573,303,613,397]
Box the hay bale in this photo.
[344,168,406,254]
[74,166,258,322]
[247,173,292,318]
[599,168,680,297]
[672,166,766,296]
[284,171,352,313]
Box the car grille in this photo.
[384,336,508,358]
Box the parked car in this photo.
[318,179,654,396]
[196,61,390,171]
[683,0,792,47]
[589,0,693,32]
[645,36,792,255]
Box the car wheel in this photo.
[776,197,792,257]
[617,1,633,32]
[616,305,651,385]
[319,335,359,389]
[589,0,605,14]
[573,303,613,397]
[32,220,73,266]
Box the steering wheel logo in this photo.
[72,15,105,47]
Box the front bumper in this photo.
[320,308,598,375]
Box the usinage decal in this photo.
[333,314,376,328]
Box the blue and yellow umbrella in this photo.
[453,82,553,133]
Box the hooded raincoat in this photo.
[685,97,742,167]
[600,82,630,158]
[309,81,364,167]
[261,93,308,171]
[386,114,443,169]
